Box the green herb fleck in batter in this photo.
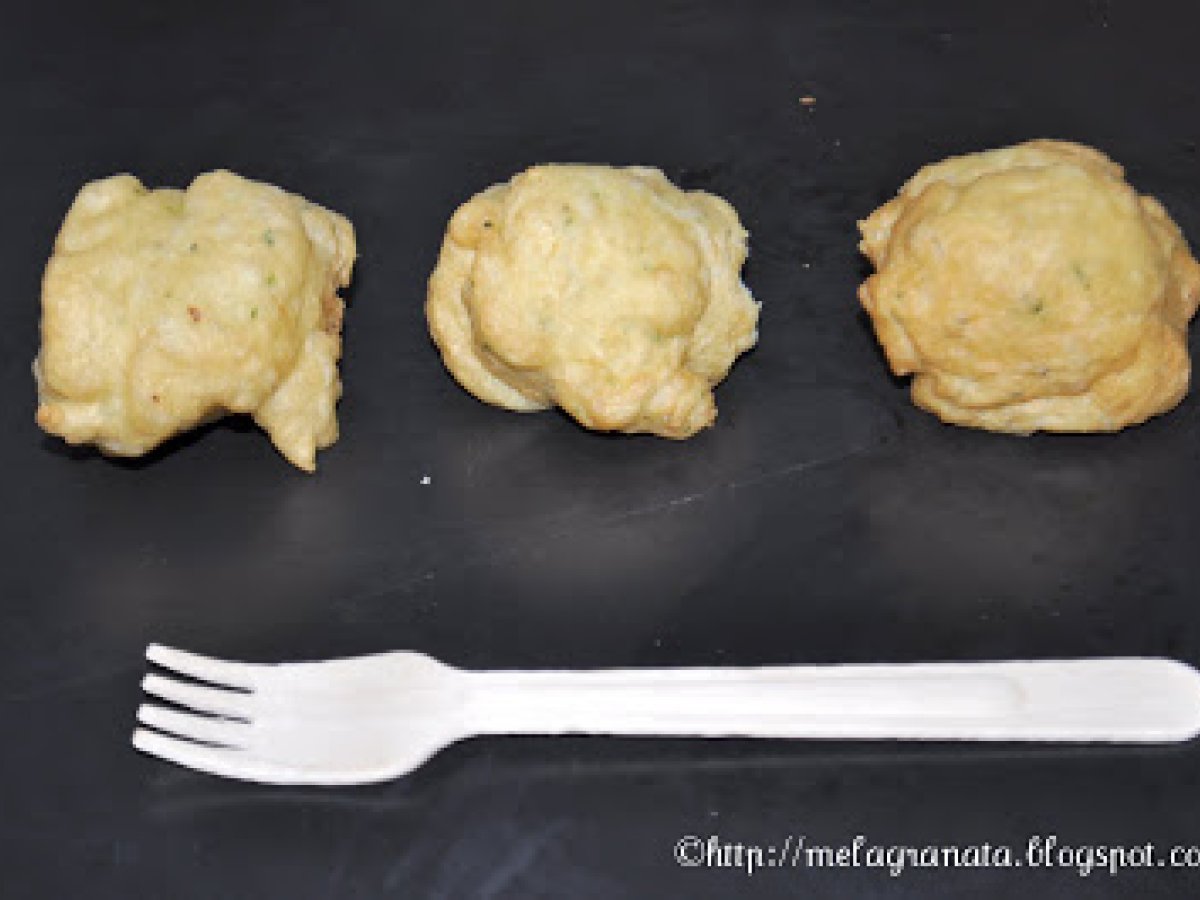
[1071,262,1091,288]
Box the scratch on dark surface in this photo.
[476,820,567,899]
[110,837,137,869]
[597,445,870,527]
[323,819,367,893]
[336,436,881,616]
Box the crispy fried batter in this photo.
[426,164,759,438]
[859,140,1200,432]
[34,171,356,470]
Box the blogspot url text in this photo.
[673,833,1200,878]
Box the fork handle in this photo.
[464,658,1200,743]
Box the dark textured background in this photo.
[4,0,1200,896]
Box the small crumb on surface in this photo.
[799,95,817,108]
[420,475,431,485]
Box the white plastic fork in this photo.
[132,645,1200,785]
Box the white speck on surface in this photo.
[420,475,431,485]
[802,262,811,269]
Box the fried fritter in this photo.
[426,164,759,438]
[858,140,1200,432]
[34,171,356,470]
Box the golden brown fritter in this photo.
[34,171,356,471]
[426,164,759,438]
[858,140,1200,432]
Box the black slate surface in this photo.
[4,0,1200,896]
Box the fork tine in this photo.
[132,728,265,782]
[142,674,254,719]
[132,728,337,785]
[137,704,250,748]
[146,644,260,690]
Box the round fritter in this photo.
[858,140,1200,432]
[34,171,356,471]
[426,164,759,438]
